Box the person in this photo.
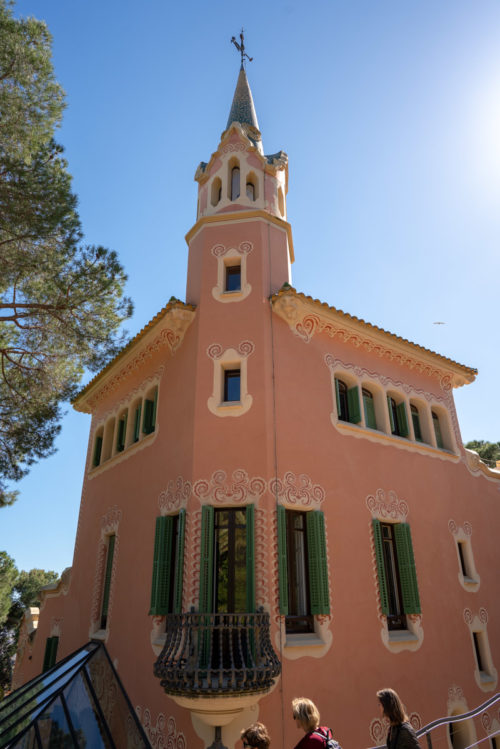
[241,722,271,749]
[292,697,341,749]
[376,688,421,749]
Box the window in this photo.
[198,505,255,615]
[92,432,103,467]
[100,534,115,630]
[246,173,258,201]
[362,388,377,429]
[387,397,409,438]
[432,410,444,448]
[457,542,469,578]
[42,636,59,672]
[372,519,421,631]
[150,511,186,615]
[102,418,115,462]
[335,379,361,424]
[473,631,486,673]
[410,405,423,442]
[211,177,222,207]
[225,264,241,292]
[277,507,330,634]
[224,369,241,402]
[132,401,142,443]
[116,411,127,453]
[142,387,158,436]
[231,166,240,200]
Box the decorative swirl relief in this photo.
[159,477,192,514]
[269,472,325,509]
[369,717,389,745]
[464,607,488,625]
[366,488,409,521]
[101,506,122,535]
[193,469,266,505]
[211,241,253,257]
[448,519,472,536]
[207,340,255,360]
[135,708,186,749]
[220,142,246,154]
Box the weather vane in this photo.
[231,29,253,66]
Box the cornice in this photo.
[73,300,196,413]
[272,287,477,389]
[185,211,295,263]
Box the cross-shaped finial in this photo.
[231,28,253,66]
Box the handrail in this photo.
[368,692,500,749]
[153,609,281,697]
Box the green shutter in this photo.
[199,506,214,614]
[116,416,126,452]
[363,395,377,429]
[306,511,330,615]
[387,396,396,433]
[372,519,389,615]
[93,436,103,467]
[412,410,423,441]
[173,510,186,614]
[149,516,173,615]
[347,385,361,424]
[101,534,115,624]
[133,404,141,442]
[277,505,288,615]
[335,379,341,417]
[245,504,256,613]
[151,388,158,431]
[433,414,444,448]
[396,401,409,437]
[394,523,421,614]
[143,399,154,434]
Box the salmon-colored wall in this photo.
[13,145,500,749]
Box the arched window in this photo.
[410,404,423,442]
[231,166,240,200]
[362,388,377,429]
[387,396,409,438]
[335,379,361,424]
[432,410,444,448]
[246,181,255,200]
[211,177,222,207]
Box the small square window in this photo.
[224,369,240,402]
[225,265,241,292]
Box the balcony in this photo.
[153,610,281,698]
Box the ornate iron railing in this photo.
[153,610,281,696]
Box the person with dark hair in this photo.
[241,722,271,749]
[376,689,421,749]
[292,698,341,749]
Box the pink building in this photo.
[11,60,500,749]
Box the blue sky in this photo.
[2,0,499,575]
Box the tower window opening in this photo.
[231,166,240,200]
[225,264,241,292]
[410,404,423,442]
[211,177,222,207]
[432,410,444,448]
[246,181,255,200]
[473,631,485,672]
[223,368,241,402]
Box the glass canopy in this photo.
[0,641,151,748]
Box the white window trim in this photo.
[449,521,480,592]
[276,615,333,660]
[211,243,252,303]
[207,343,254,417]
[464,608,498,692]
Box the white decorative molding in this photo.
[463,448,500,482]
[159,477,192,514]
[463,608,498,692]
[89,507,121,639]
[274,292,462,391]
[449,520,480,592]
[211,242,253,303]
[369,717,390,745]
[207,342,254,417]
[50,618,63,637]
[269,472,325,509]
[366,488,409,522]
[193,469,266,505]
[83,308,194,410]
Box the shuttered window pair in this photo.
[388,397,409,437]
[150,511,186,615]
[42,636,59,672]
[277,506,330,630]
[335,379,361,424]
[372,519,421,629]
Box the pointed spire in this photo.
[227,32,263,154]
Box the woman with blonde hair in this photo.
[376,689,420,749]
[292,698,341,749]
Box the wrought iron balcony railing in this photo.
[153,610,281,697]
